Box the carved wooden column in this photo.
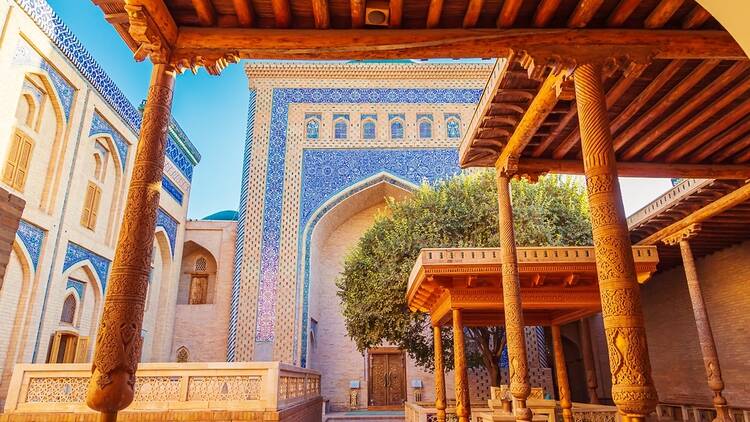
[575,62,657,422]
[86,64,176,422]
[579,318,600,404]
[433,325,447,422]
[496,172,532,422]
[663,225,733,422]
[551,325,573,422]
[452,309,471,422]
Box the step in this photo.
[324,410,406,422]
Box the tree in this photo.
[336,170,592,386]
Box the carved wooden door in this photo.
[368,350,406,408]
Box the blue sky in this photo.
[47,2,672,218]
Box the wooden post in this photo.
[496,173,532,422]
[86,63,176,421]
[579,318,600,404]
[433,325,447,422]
[452,309,471,422]
[575,62,657,422]
[664,232,733,422]
[551,325,573,422]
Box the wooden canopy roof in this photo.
[406,246,658,327]
[627,178,750,269]
[93,1,743,74]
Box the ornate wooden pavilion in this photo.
[87,1,748,422]
[406,246,658,422]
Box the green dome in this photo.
[202,210,239,221]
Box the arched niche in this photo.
[0,240,34,399]
[141,229,174,362]
[85,134,126,247]
[301,173,414,370]
[178,240,218,306]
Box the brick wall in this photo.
[641,240,750,408]
[0,187,24,285]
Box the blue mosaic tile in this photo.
[245,88,481,353]
[13,39,75,120]
[89,111,129,170]
[297,149,461,366]
[161,175,184,205]
[14,0,198,180]
[156,207,178,256]
[227,90,257,362]
[66,278,85,300]
[16,220,45,269]
[63,242,110,291]
[445,113,462,139]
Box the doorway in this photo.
[368,348,406,409]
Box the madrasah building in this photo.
[0,0,749,420]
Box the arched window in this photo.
[81,181,102,230]
[446,118,461,138]
[61,294,76,324]
[18,94,36,127]
[334,118,348,139]
[305,118,320,139]
[176,346,189,363]
[362,119,377,139]
[390,119,404,139]
[418,119,432,139]
[93,153,103,181]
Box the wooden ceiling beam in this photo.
[271,0,292,28]
[714,133,750,163]
[607,0,640,27]
[389,0,403,28]
[614,60,719,159]
[463,0,485,28]
[533,0,561,28]
[645,0,685,29]
[350,0,365,28]
[638,182,750,245]
[129,0,179,45]
[620,61,747,160]
[516,158,750,179]
[311,0,331,29]
[232,0,254,27]
[567,0,604,28]
[551,69,642,159]
[644,78,750,161]
[426,0,444,29]
[496,70,568,171]
[663,97,750,162]
[191,0,216,26]
[690,117,750,163]
[682,5,712,29]
[497,0,522,28]
[173,28,747,62]
[531,104,576,157]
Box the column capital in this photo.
[662,223,702,246]
[495,154,545,183]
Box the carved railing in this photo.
[657,403,750,422]
[404,402,490,422]
[3,362,321,414]
[569,403,620,422]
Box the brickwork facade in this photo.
[0,0,197,407]
[642,240,750,408]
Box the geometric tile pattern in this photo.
[156,207,178,256]
[16,219,45,269]
[66,278,85,300]
[252,88,481,344]
[89,111,129,169]
[161,175,184,205]
[63,242,111,291]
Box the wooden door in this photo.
[368,349,406,409]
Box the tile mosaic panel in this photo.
[89,111,128,169]
[161,175,184,205]
[66,278,85,300]
[12,39,74,120]
[156,207,178,256]
[62,242,110,291]
[16,219,45,268]
[248,87,482,347]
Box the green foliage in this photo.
[336,170,592,379]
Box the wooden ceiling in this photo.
[628,179,750,269]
